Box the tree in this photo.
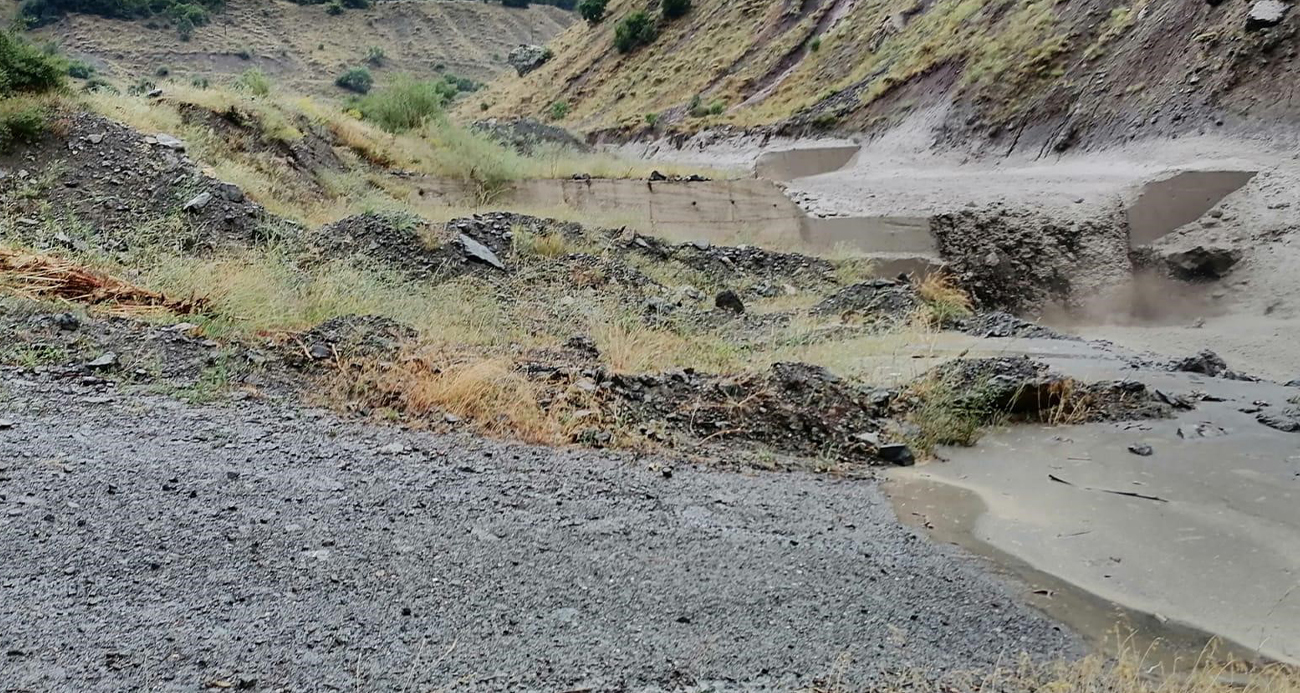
[661,0,689,19]
[613,11,655,53]
[577,0,606,24]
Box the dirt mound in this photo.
[930,208,1129,314]
[0,110,271,253]
[617,229,836,291]
[0,302,288,395]
[598,361,895,463]
[289,315,419,366]
[309,213,458,280]
[913,356,1172,424]
[960,312,1075,340]
[811,278,920,320]
[177,102,344,196]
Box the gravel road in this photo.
[0,374,1076,692]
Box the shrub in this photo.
[548,100,569,121]
[66,60,94,79]
[340,0,369,7]
[190,76,209,88]
[644,111,659,127]
[19,0,223,31]
[577,0,606,23]
[357,76,455,131]
[0,100,49,153]
[0,31,67,96]
[233,67,271,96]
[501,0,528,7]
[335,66,373,94]
[613,11,655,53]
[82,76,115,93]
[325,1,342,13]
[809,36,821,52]
[365,46,385,67]
[661,0,689,19]
[235,47,251,60]
[154,65,170,77]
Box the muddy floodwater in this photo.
[885,362,1300,666]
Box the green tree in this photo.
[661,0,689,19]
[613,11,655,53]
[577,0,606,23]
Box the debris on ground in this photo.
[0,247,205,315]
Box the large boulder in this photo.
[1246,0,1289,30]
[508,44,552,77]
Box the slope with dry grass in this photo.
[35,0,573,96]
[467,0,1300,152]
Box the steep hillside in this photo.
[35,0,573,96]
[468,0,1298,152]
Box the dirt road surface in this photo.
[0,374,1076,692]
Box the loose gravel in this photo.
[0,375,1076,692]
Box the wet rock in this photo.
[1257,408,1300,432]
[1246,0,1289,29]
[1169,349,1229,376]
[307,344,332,360]
[714,289,745,315]
[877,443,915,466]
[1127,443,1154,456]
[1163,245,1241,280]
[507,44,551,76]
[648,170,668,182]
[0,420,14,430]
[458,233,505,270]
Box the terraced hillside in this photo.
[468,0,1298,152]
[35,0,573,96]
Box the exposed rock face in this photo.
[508,44,551,76]
[929,208,1129,313]
[471,118,589,154]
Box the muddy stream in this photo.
[616,142,1300,668]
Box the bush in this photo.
[0,100,49,153]
[325,1,342,13]
[613,11,655,53]
[661,0,689,19]
[232,67,271,96]
[66,60,94,79]
[809,36,821,52]
[501,0,528,7]
[335,66,373,94]
[19,0,223,35]
[0,31,67,96]
[82,76,115,93]
[577,0,606,23]
[357,76,457,132]
[548,100,568,120]
[190,76,209,88]
[340,0,369,7]
[365,46,385,67]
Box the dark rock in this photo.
[507,44,551,76]
[54,313,80,331]
[564,335,600,357]
[307,344,332,360]
[1127,443,1154,456]
[458,233,505,270]
[1169,349,1229,376]
[877,444,915,466]
[1257,409,1300,432]
[963,311,1072,339]
[715,289,745,314]
[1164,246,1241,280]
[648,170,668,182]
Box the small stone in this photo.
[443,413,461,424]
[85,352,118,370]
[54,313,80,331]
[85,133,104,144]
[307,343,332,360]
[154,133,184,150]
[0,420,14,430]
[182,192,212,212]
[1127,443,1154,456]
[378,442,409,455]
